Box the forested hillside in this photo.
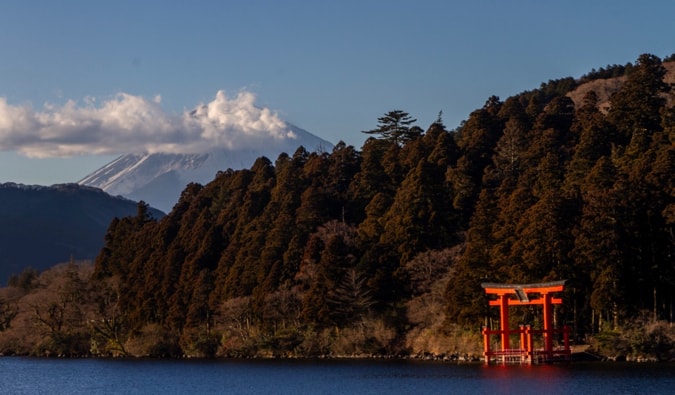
[0,54,672,359]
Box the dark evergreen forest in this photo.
[0,54,673,359]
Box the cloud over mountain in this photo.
[0,90,296,158]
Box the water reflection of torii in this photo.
[480,280,571,364]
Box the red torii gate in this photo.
[481,280,570,364]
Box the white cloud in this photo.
[0,90,295,158]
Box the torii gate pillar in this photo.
[498,293,510,350]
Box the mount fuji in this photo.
[79,124,333,213]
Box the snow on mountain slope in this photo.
[79,124,333,212]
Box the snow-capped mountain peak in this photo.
[79,123,333,212]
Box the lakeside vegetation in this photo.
[0,54,673,361]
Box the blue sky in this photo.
[0,0,673,185]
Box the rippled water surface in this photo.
[1,358,673,394]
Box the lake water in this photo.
[1,358,674,395]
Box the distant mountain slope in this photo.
[0,183,163,284]
[567,60,675,110]
[79,123,333,212]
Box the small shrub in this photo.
[589,316,675,361]
[125,324,182,357]
[622,318,675,361]
[180,328,220,358]
[589,330,626,360]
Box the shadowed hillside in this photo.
[0,183,163,284]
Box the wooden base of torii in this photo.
[481,281,570,364]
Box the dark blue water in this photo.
[1,358,673,395]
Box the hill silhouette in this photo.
[0,183,163,284]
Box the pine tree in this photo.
[445,188,497,326]
[572,157,624,330]
[380,159,454,265]
[565,91,612,193]
[362,110,421,145]
[609,53,671,143]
